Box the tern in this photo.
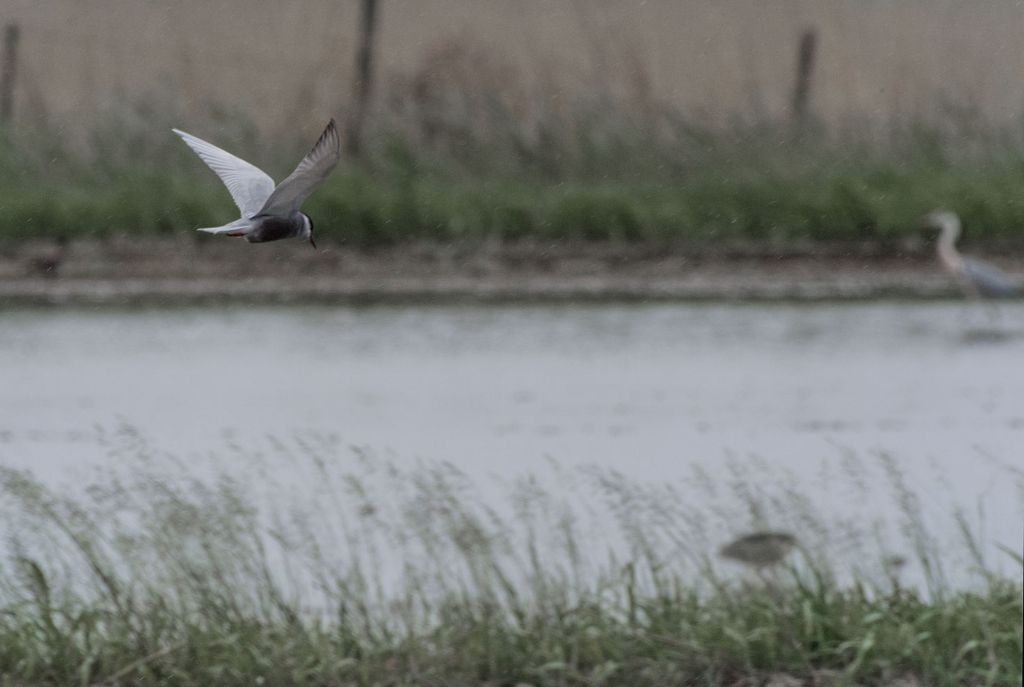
[173,119,341,248]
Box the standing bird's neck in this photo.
[936,215,963,272]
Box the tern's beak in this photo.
[309,235,317,250]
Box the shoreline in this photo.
[2,237,1022,305]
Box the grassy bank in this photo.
[6,108,1024,249]
[0,438,1021,686]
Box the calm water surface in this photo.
[1,301,1022,580]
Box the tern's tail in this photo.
[197,219,252,236]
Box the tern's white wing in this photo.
[173,128,276,218]
[258,119,341,215]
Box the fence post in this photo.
[1,23,20,125]
[790,27,817,127]
[346,0,379,157]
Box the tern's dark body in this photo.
[244,212,311,244]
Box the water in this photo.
[1,301,1022,583]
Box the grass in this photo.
[0,436,1021,686]
[11,3,1024,251]
[5,93,1024,249]
[4,132,1024,249]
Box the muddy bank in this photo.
[1,237,1021,305]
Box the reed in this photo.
[0,435,1020,686]
[6,4,1024,248]
[3,25,1024,248]
[10,0,1024,136]
[4,104,1024,249]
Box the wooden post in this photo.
[346,0,379,157]
[790,27,817,126]
[0,23,20,125]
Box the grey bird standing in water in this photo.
[173,119,341,248]
[920,210,1019,298]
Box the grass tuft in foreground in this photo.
[0,437,1021,686]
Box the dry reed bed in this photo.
[6,0,1024,137]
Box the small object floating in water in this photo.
[719,531,797,568]
[173,118,341,249]
[920,210,1020,298]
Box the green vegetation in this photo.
[6,106,1024,248]
[0,440,1020,686]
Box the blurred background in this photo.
[4,0,1024,249]
[0,3,1022,685]
[9,0,1024,134]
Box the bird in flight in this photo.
[173,119,341,248]
[920,210,1019,298]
